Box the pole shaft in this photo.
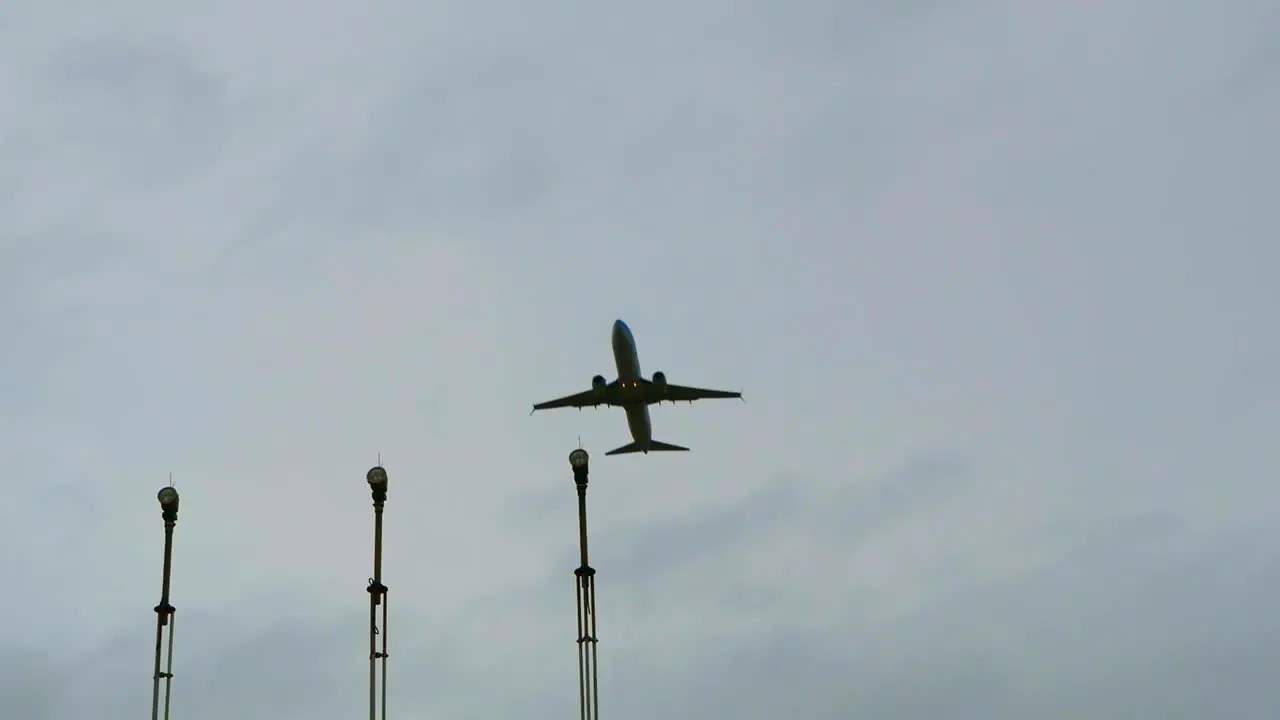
[150,620,164,720]
[152,521,177,720]
[576,485,589,567]
[159,525,175,604]
[370,497,387,720]
[588,577,599,720]
[162,612,176,720]
[381,592,389,720]
[373,504,384,581]
[574,474,599,719]
[369,589,377,720]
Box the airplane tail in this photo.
[605,439,690,456]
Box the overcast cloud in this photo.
[2,0,1278,718]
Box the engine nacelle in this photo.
[592,375,607,397]
[651,371,667,397]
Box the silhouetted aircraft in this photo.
[532,319,742,455]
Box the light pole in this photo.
[569,448,599,720]
[366,466,390,720]
[150,485,180,720]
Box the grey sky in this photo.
[2,0,1277,717]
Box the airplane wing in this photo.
[531,389,605,412]
[659,383,743,403]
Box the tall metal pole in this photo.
[569,449,599,720]
[366,466,390,720]
[151,486,180,720]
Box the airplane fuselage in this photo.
[530,318,738,455]
[611,319,652,449]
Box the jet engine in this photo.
[592,375,607,398]
[651,371,667,397]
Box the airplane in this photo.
[531,319,743,455]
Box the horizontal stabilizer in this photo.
[605,439,691,456]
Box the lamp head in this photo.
[367,466,388,491]
[157,485,179,521]
[569,448,589,470]
[157,486,179,509]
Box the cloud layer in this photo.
[2,0,1277,717]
